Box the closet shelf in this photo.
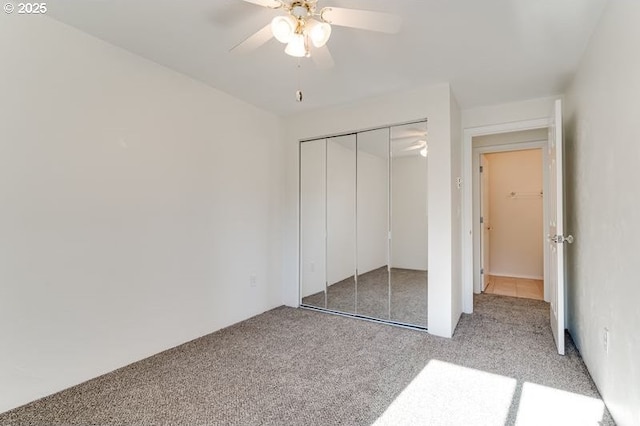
[508,191,543,199]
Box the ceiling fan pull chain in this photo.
[296,59,304,102]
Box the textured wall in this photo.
[564,1,640,424]
[0,14,284,413]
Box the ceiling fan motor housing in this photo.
[291,2,311,19]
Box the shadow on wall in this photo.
[563,112,578,327]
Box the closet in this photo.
[299,121,429,329]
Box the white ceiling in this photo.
[46,0,608,116]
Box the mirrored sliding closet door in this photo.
[390,123,428,328]
[356,129,390,320]
[300,138,327,309]
[326,135,357,314]
[300,120,428,329]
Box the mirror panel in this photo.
[390,123,428,327]
[356,129,390,320]
[300,139,327,309]
[326,135,357,314]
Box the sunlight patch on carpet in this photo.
[515,382,605,426]
[373,360,516,425]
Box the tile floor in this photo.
[484,275,544,300]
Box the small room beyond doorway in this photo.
[472,129,548,302]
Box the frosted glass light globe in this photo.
[271,15,297,43]
[285,33,307,57]
[307,19,331,47]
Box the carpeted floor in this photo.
[302,267,428,327]
[0,294,614,425]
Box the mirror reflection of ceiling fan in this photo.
[403,140,428,157]
[231,0,402,68]
[392,128,428,157]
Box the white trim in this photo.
[462,119,550,314]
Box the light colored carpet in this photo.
[302,267,428,327]
[0,294,614,425]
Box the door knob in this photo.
[551,235,574,244]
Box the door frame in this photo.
[479,154,490,292]
[472,141,549,299]
[462,118,550,313]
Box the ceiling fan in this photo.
[231,0,402,68]
[392,128,428,157]
[402,140,428,157]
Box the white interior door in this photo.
[480,155,491,291]
[548,99,567,355]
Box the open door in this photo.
[548,99,572,355]
[480,155,491,291]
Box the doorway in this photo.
[462,100,567,355]
[478,148,545,300]
[470,128,550,304]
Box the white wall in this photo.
[473,128,548,148]
[0,15,284,413]
[450,92,463,328]
[485,150,543,279]
[391,156,428,270]
[284,84,458,337]
[462,97,557,129]
[564,1,640,424]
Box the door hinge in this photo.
[480,165,484,173]
[480,216,484,224]
[481,268,484,275]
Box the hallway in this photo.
[484,275,544,300]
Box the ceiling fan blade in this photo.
[406,128,428,136]
[241,0,282,8]
[312,45,335,70]
[320,7,402,34]
[392,134,426,141]
[401,140,427,151]
[392,130,427,139]
[230,24,274,54]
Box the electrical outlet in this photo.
[249,274,257,288]
[456,177,463,189]
[603,328,609,354]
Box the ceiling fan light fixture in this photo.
[306,19,332,48]
[271,15,297,43]
[285,33,308,57]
